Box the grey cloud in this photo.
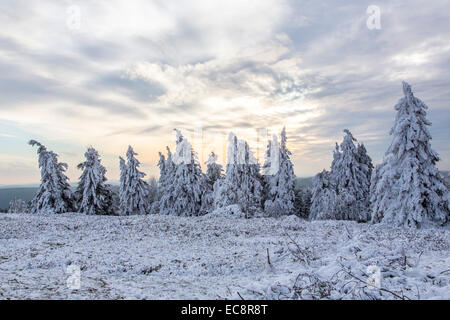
[89,71,166,103]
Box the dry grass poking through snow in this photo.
[0,213,448,299]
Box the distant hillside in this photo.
[0,187,36,210]
[0,185,120,211]
[295,177,313,190]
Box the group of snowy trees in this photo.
[22,126,296,218]
[311,82,449,227]
[310,130,373,222]
[25,142,115,215]
[17,82,449,228]
[150,129,296,218]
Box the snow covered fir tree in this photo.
[119,146,151,215]
[158,129,206,216]
[310,130,372,222]
[200,151,223,214]
[213,132,264,217]
[263,127,296,217]
[76,147,114,215]
[371,82,449,227]
[310,170,337,220]
[28,140,75,214]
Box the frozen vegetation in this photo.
[0,213,448,300]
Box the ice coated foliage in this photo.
[200,152,223,214]
[331,130,372,221]
[158,130,206,216]
[205,152,223,185]
[213,132,263,217]
[264,128,296,216]
[28,140,75,214]
[310,170,337,220]
[8,198,28,214]
[371,82,449,228]
[76,147,114,215]
[310,130,372,221]
[152,148,175,214]
[356,143,374,184]
[119,146,151,215]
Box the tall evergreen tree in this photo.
[159,129,206,216]
[153,148,176,214]
[371,82,449,227]
[357,143,374,185]
[213,132,263,217]
[29,140,75,214]
[200,152,223,214]
[119,146,151,215]
[76,147,114,215]
[331,129,371,221]
[310,130,372,221]
[264,127,296,216]
[310,170,337,220]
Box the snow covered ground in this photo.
[0,213,448,300]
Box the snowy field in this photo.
[0,213,449,300]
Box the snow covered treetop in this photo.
[126,146,137,159]
[402,81,412,97]
[343,129,356,142]
[262,134,280,175]
[226,132,257,165]
[205,151,218,166]
[175,128,183,144]
[173,129,193,165]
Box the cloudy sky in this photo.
[0,0,449,185]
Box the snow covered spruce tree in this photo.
[310,130,372,221]
[158,129,206,216]
[29,140,75,214]
[152,147,176,214]
[310,170,337,220]
[76,147,114,215]
[8,198,28,213]
[263,127,296,216]
[213,132,263,217]
[356,143,374,184]
[371,82,449,227]
[119,146,151,215]
[331,129,372,221]
[205,151,223,185]
[200,152,223,214]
